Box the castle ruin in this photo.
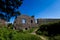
[13,15,38,30]
[13,15,60,30]
[0,14,60,30]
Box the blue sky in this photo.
[19,0,60,18]
[10,0,60,23]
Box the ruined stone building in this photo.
[13,15,60,30]
[14,15,38,30]
[0,14,60,30]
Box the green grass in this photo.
[13,33,41,40]
[23,27,37,33]
[0,27,42,40]
[48,35,60,40]
[54,35,60,40]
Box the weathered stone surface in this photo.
[14,15,38,30]
[0,19,7,27]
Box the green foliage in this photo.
[36,22,60,40]
[54,35,60,40]
[23,27,37,33]
[31,15,34,18]
[0,0,23,21]
[0,27,41,40]
[12,33,41,40]
[7,23,13,29]
[36,21,60,37]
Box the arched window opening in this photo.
[22,19,26,24]
[31,20,33,23]
[35,19,38,24]
[25,28,28,30]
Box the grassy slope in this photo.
[0,27,42,40]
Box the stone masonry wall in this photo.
[14,15,38,30]
[37,19,60,25]
[0,19,7,27]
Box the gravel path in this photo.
[30,28,48,40]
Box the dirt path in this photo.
[30,28,48,40]
[31,28,38,34]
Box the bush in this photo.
[7,23,13,29]
[26,28,37,33]
[36,21,60,37]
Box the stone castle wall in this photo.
[14,15,38,30]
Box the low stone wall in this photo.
[37,19,60,25]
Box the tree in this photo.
[0,14,6,20]
[31,15,34,18]
[0,0,23,21]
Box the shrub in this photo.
[7,23,13,29]
[24,27,37,33]
[36,21,60,37]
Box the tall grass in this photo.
[0,27,41,40]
